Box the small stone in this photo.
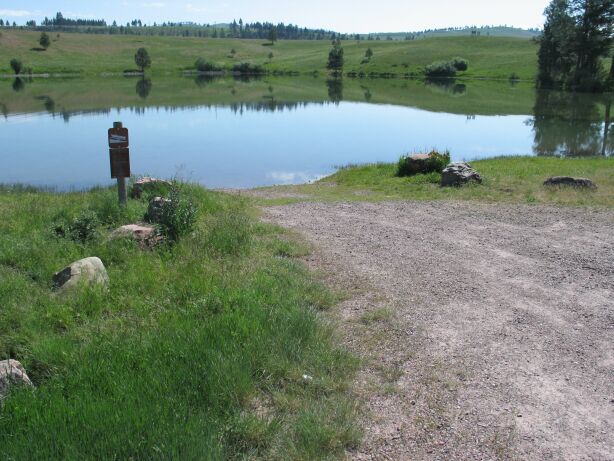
[544,177,596,189]
[441,162,483,187]
[52,257,109,292]
[302,374,314,383]
[130,177,171,199]
[146,197,171,224]
[0,360,33,401]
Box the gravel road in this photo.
[264,201,614,460]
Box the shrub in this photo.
[10,58,22,75]
[53,210,100,243]
[231,62,265,74]
[396,150,450,177]
[425,61,457,78]
[425,58,469,78]
[157,182,198,243]
[451,57,468,71]
[194,58,221,72]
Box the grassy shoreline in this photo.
[250,156,614,208]
[0,30,538,79]
[0,184,359,459]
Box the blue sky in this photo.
[1,1,551,33]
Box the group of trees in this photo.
[538,0,614,92]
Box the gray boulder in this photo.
[130,177,171,199]
[544,177,596,189]
[52,257,109,292]
[146,197,170,224]
[0,360,33,401]
[441,162,483,187]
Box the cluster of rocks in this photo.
[5,179,176,404]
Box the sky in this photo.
[0,1,551,33]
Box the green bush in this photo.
[157,182,198,243]
[425,58,469,78]
[451,57,468,71]
[53,210,100,243]
[396,150,450,177]
[231,62,265,74]
[425,61,457,78]
[194,58,221,72]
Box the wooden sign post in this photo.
[108,122,131,205]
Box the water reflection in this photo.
[531,91,612,156]
[2,75,613,190]
[425,78,467,95]
[136,78,152,99]
[12,78,25,92]
[326,78,343,103]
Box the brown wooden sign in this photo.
[108,126,129,148]
[110,148,131,179]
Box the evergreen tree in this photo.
[538,0,614,91]
[327,44,344,73]
[39,32,51,50]
[134,47,151,72]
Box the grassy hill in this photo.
[0,30,538,80]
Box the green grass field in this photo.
[252,156,614,208]
[0,184,358,459]
[0,30,539,79]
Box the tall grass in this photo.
[0,185,358,459]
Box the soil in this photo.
[263,200,614,460]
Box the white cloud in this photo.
[0,9,32,17]
[142,2,165,8]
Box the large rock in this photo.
[441,162,483,187]
[110,224,156,241]
[146,197,171,224]
[52,257,109,292]
[130,177,171,199]
[110,224,161,248]
[544,177,596,189]
[0,360,33,401]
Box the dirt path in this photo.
[263,201,614,460]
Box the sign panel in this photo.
[110,148,131,178]
[108,127,129,148]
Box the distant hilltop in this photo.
[5,13,539,41]
[361,26,541,41]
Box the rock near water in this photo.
[0,360,33,401]
[544,177,596,189]
[441,162,483,187]
[130,177,171,199]
[52,257,109,292]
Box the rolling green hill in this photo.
[0,30,538,80]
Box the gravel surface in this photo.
[264,201,614,461]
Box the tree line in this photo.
[538,0,614,92]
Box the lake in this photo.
[1,76,612,190]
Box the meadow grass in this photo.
[0,30,538,79]
[0,184,359,459]
[252,156,614,208]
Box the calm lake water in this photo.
[1,76,612,189]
